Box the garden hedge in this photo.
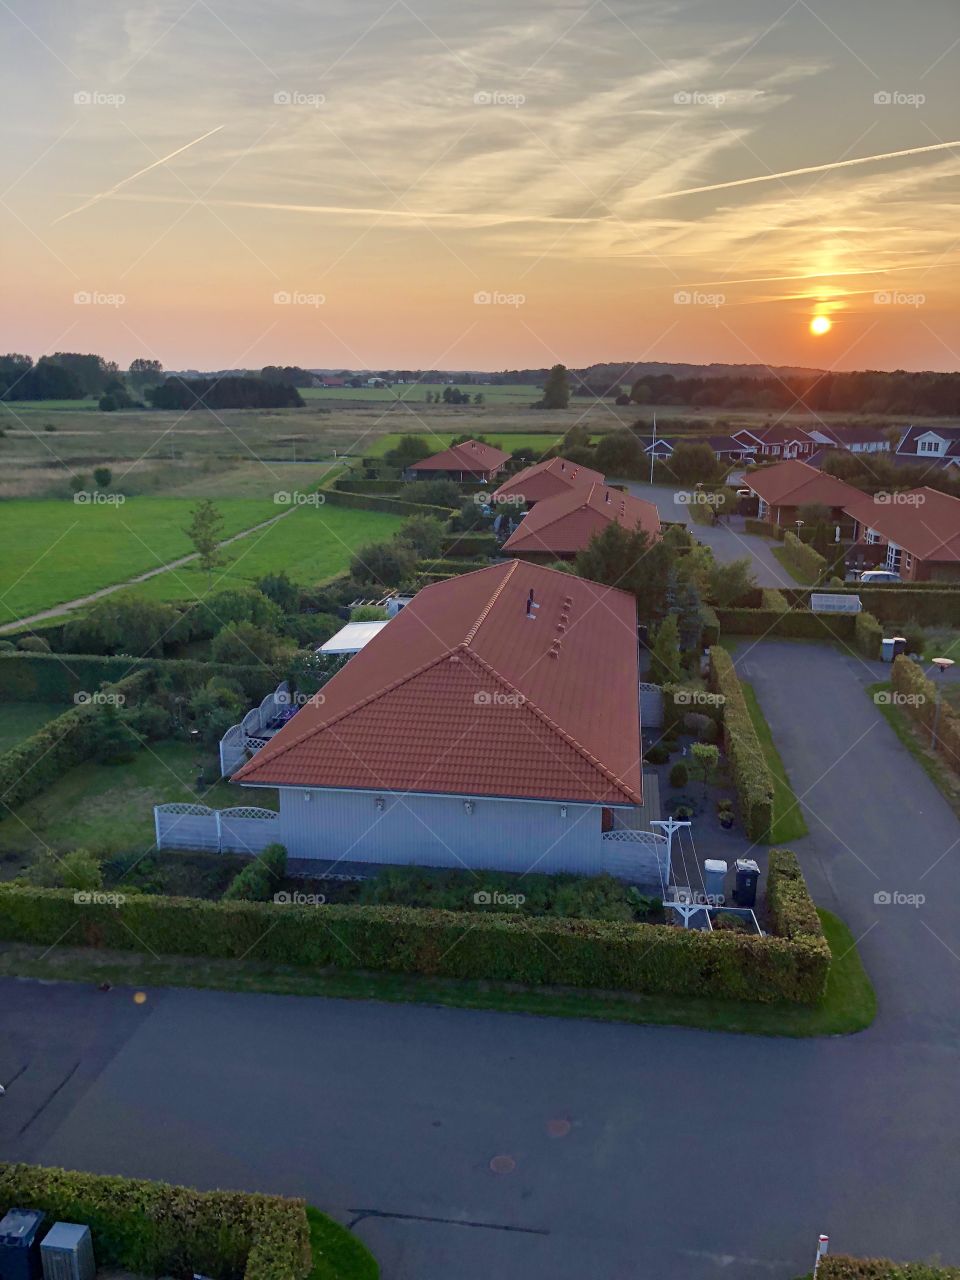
[700,603,720,646]
[716,607,858,642]
[854,609,883,659]
[0,652,279,704]
[766,849,824,940]
[760,588,789,613]
[819,1258,960,1279]
[321,488,454,518]
[787,586,960,627]
[222,842,288,901]
[0,1163,313,1280]
[333,477,404,494]
[745,518,776,537]
[708,646,775,841]
[890,656,960,772]
[780,530,827,582]
[415,557,486,576]
[0,882,829,1003]
[441,531,498,557]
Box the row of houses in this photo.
[741,459,960,582]
[646,423,892,466]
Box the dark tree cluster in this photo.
[146,376,305,410]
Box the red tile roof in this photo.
[491,456,605,505]
[843,487,960,562]
[234,561,642,805]
[408,438,511,473]
[744,459,863,509]
[502,484,661,556]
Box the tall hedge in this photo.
[780,529,826,583]
[0,652,279,704]
[0,882,829,1003]
[709,646,775,841]
[321,488,454,518]
[782,586,960,626]
[766,849,824,941]
[890,655,960,771]
[716,608,858,641]
[442,531,498,557]
[854,609,883,659]
[0,1163,312,1280]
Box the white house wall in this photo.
[275,787,626,876]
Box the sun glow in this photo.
[810,315,832,336]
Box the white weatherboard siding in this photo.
[272,787,658,879]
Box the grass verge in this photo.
[740,681,809,842]
[0,909,874,1037]
[867,680,960,820]
[307,1207,379,1280]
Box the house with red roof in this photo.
[233,561,666,882]
[842,487,960,582]
[491,455,604,507]
[741,459,864,527]
[405,438,510,482]
[733,425,816,460]
[502,484,661,560]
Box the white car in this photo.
[858,569,901,584]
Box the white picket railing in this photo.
[154,802,279,854]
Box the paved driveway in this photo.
[612,479,793,587]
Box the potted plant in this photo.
[717,798,735,829]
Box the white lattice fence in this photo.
[154,802,279,853]
[639,682,664,729]
[599,828,669,885]
[218,681,291,777]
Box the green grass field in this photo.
[0,702,66,752]
[0,497,278,623]
[121,504,404,603]
[0,739,276,863]
[300,382,537,404]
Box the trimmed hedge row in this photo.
[744,518,776,537]
[321,488,455,518]
[766,849,823,940]
[780,530,827,582]
[416,557,487,576]
[820,1258,960,1279]
[222,843,288,902]
[700,603,721,647]
[786,586,960,626]
[0,1163,312,1280]
[0,882,828,1003]
[333,477,403,494]
[442,531,498,557]
[709,646,774,841]
[891,655,960,772]
[0,652,284,704]
[854,609,883,659]
[717,608,858,641]
[760,588,789,612]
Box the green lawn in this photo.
[0,497,277,622]
[307,1207,379,1280]
[0,909,875,1037]
[0,702,65,751]
[362,430,564,458]
[0,739,276,863]
[741,681,810,842]
[121,505,403,603]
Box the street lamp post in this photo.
[930,657,955,749]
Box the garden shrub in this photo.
[819,1257,960,1279]
[0,883,830,1003]
[442,531,498,557]
[744,518,776,537]
[890,656,960,773]
[222,843,288,902]
[644,744,670,764]
[709,646,774,841]
[669,762,688,787]
[321,487,454,518]
[700,603,720,646]
[16,635,51,653]
[766,849,824,941]
[760,588,789,612]
[854,609,883,659]
[0,652,279,704]
[0,1162,313,1280]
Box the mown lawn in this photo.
[0,910,876,1038]
[121,504,403,603]
[0,702,65,752]
[0,739,276,864]
[0,497,277,622]
[741,681,810,842]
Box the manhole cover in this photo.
[489,1155,516,1175]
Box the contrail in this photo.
[52,125,225,224]
[642,139,960,204]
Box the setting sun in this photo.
[810,315,832,336]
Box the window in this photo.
[902,552,913,574]
[886,544,902,571]
[918,437,943,454]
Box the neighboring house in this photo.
[733,425,815,460]
[643,438,675,463]
[501,483,661,560]
[808,425,890,455]
[894,425,960,469]
[843,487,960,582]
[491,455,604,507]
[741,459,864,527]
[705,434,757,463]
[234,561,667,882]
[406,438,511,482]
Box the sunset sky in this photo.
[3,0,960,372]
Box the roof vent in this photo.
[605,490,611,504]
[549,640,561,659]
[560,461,565,471]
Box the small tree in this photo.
[185,500,224,589]
[706,557,756,607]
[689,742,719,800]
[649,613,682,685]
[669,442,720,486]
[397,513,445,556]
[255,570,299,613]
[350,539,418,587]
[93,466,112,490]
[384,435,432,468]
[540,364,570,409]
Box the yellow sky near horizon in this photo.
[3,0,960,373]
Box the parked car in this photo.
[858,569,901,584]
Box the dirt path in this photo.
[0,508,296,635]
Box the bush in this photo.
[0,652,278,705]
[780,530,827,583]
[669,762,688,787]
[16,635,50,652]
[709,647,774,841]
[766,849,824,941]
[760,588,789,612]
[349,539,418,587]
[210,622,294,666]
[645,744,670,764]
[0,1162,313,1280]
[62,596,180,657]
[321,488,453,519]
[442,531,498,557]
[819,1258,960,1279]
[397,513,446,556]
[700,603,720,646]
[744,518,776,537]
[25,848,103,891]
[0,881,831,1004]
[222,844,288,902]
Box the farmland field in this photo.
[299,382,538,404]
[363,430,565,457]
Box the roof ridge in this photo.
[462,560,520,645]
[463,647,642,804]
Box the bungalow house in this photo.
[741,459,864,528]
[406,438,511,483]
[501,483,661,560]
[233,561,666,883]
[842,487,960,582]
[733,425,816,460]
[491,455,604,507]
[808,425,890,455]
[705,434,757,463]
[894,425,960,470]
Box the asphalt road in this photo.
[613,478,793,587]
[1,643,958,1278]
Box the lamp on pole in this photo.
[930,657,955,749]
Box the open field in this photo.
[363,429,564,457]
[0,702,65,751]
[300,381,538,404]
[0,497,279,623]
[119,504,404,603]
[0,738,274,863]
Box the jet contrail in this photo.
[643,139,960,204]
[52,125,225,224]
